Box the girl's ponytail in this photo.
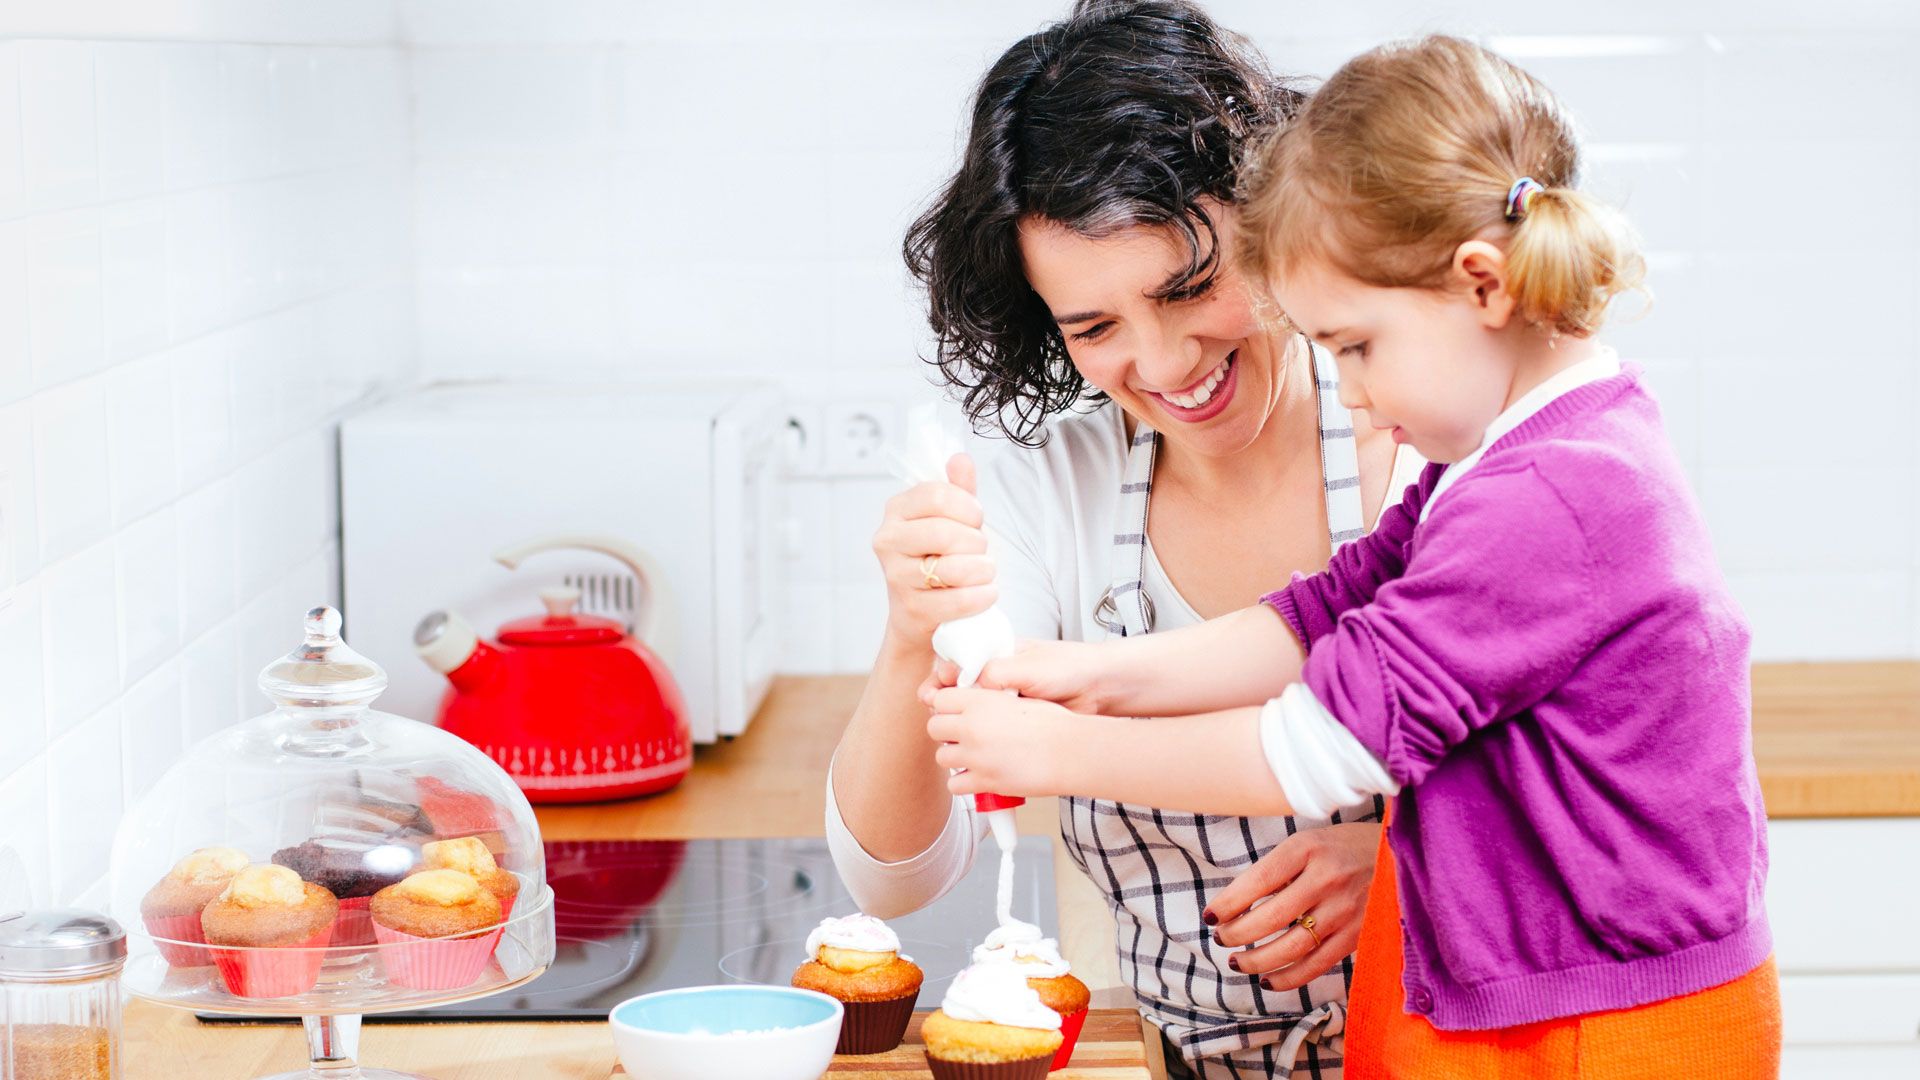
[1505,183,1646,337]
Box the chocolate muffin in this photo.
[272,839,416,901]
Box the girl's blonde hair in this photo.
[1237,35,1644,337]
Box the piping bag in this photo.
[888,404,1023,862]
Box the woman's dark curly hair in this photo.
[904,0,1304,446]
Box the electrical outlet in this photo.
[781,404,825,477]
[822,401,896,477]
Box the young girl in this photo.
[924,35,1781,1077]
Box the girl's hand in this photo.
[872,454,999,646]
[1202,821,1380,990]
[973,640,1119,714]
[926,688,1080,798]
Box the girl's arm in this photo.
[980,465,1440,718]
[928,688,1396,820]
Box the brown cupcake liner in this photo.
[924,1052,1055,1080]
[835,992,918,1054]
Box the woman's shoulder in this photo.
[968,402,1130,507]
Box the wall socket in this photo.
[821,401,896,477]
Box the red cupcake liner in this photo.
[1049,1007,1088,1072]
[925,1052,1055,1080]
[144,912,214,967]
[835,993,918,1054]
[209,924,333,998]
[373,921,502,991]
[331,896,376,948]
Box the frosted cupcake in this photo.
[921,961,1063,1080]
[419,837,520,920]
[200,864,339,998]
[370,869,504,991]
[973,925,1090,1071]
[790,914,924,1053]
[140,846,250,967]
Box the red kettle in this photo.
[415,534,692,803]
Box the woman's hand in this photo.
[1202,821,1381,991]
[872,453,1000,646]
[925,687,1080,798]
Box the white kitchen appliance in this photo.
[340,381,784,744]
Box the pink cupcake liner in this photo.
[373,921,503,991]
[1049,1007,1088,1072]
[497,892,517,924]
[210,924,333,998]
[331,896,376,948]
[144,911,214,967]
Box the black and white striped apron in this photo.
[1074,339,1385,1080]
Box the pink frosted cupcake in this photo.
[370,869,504,991]
[419,837,519,922]
[140,847,251,967]
[200,865,339,998]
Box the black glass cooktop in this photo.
[199,834,1056,1022]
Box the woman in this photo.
[826,3,1421,1076]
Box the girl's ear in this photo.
[1451,240,1517,329]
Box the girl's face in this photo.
[1272,255,1517,464]
[1017,204,1288,460]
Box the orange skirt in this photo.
[1345,810,1782,1080]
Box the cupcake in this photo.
[140,847,251,967]
[199,864,339,998]
[273,838,417,947]
[921,962,1064,1080]
[370,869,504,991]
[419,837,520,921]
[414,777,507,857]
[973,924,1090,1071]
[790,914,923,1053]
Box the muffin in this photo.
[921,962,1064,1080]
[419,837,520,920]
[414,777,507,856]
[370,869,504,990]
[140,847,250,967]
[973,925,1090,1070]
[790,914,923,1053]
[273,838,417,947]
[200,864,339,998]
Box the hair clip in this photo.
[1505,177,1545,222]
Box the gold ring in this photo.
[1290,915,1322,949]
[921,555,947,589]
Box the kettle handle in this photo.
[492,533,677,665]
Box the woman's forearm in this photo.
[1053,705,1295,817]
[831,632,962,862]
[1099,605,1307,716]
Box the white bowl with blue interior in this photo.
[609,984,844,1080]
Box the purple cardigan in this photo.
[1264,366,1770,1030]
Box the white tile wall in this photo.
[0,14,415,908]
[404,0,1917,668]
[2,0,1914,905]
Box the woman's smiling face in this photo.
[1017,203,1286,459]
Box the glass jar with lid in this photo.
[0,910,127,1080]
[107,606,555,1079]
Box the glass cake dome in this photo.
[108,605,556,1079]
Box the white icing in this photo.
[940,962,1062,1031]
[972,923,1070,978]
[803,914,899,960]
